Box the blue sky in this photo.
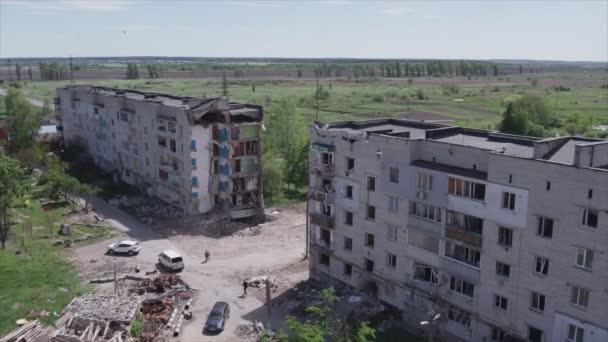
[1,0,607,61]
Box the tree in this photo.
[0,154,25,249]
[282,288,376,342]
[42,98,52,117]
[15,64,22,81]
[498,95,554,136]
[284,138,309,190]
[519,64,523,74]
[14,144,46,170]
[262,152,284,201]
[5,88,43,154]
[252,84,256,92]
[28,66,33,81]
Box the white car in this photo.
[107,240,141,256]
[158,250,184,272]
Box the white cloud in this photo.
[3,0,129,13]
[382,7,413,16]
[225,1,286,8]
[423,15,442,19]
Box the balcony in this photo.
[314,239,334,254]
[308,185,334,203]
[445,225,482,248]
[310,212,334,229]
[310,163,335,177]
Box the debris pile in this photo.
[140,298,174,324]
[0,320,50,342]
[132,274,188,293]
[246,275,283,289]
[234,321,265,341]
[64,295,140,324]
[49,313,133,342]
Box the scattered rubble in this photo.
[234,321,265,341]
[64,295,140,324]
[0,320,51,342]
[246,275,283,289]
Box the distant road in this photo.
[0,87,54,110]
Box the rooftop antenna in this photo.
[221,70,228,98]
[315,78,319,122]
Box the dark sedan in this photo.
[203,301,230,333]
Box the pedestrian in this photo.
[204,249,210,263]
[242,279,248,297]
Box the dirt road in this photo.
[72,201,308,342]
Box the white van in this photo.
[158,250,184,272]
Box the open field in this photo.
[6,70,607,130]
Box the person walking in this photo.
[242,279,249,297]
[204,250,210,263]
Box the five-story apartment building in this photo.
[308,119,607,342]
[56,85,264,219]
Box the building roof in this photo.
[433,133,534,158]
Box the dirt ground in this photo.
[70,201,308,342]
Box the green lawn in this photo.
[0,183,114,335]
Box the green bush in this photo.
[131,312,143,337]
[372,95,384,103]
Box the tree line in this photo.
[38,62,70,81]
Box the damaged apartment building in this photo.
[308,119,608,342]
[55,85,264,219]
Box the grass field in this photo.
[0,183,113,335]
[7,70,608,131]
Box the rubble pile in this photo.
[64,295,140,324]
[140,298,174,324]
[246,275,283,289]
[133,274,188,293]
[234,321,265,341]
[0,320,50,342]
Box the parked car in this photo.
[158,250,184,272]
[106,240,141,256]
[204,301,230,333]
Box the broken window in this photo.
[417,173,433,191]
[530,292,545,312]
[445,241,481,268]
[450,277,475,298]
[344,237,352,251]
[344,211,353,226]
[319,253,330,267]
[386,252,397,268]
[448,177,486,201]
[413,263,438,284]
[410,202,442,223]
[386,224,398,241]
[321,152,333,165]
[494,295,508,311]
[367,176,375,191]
[570,286,589,308]
[581,208,598,228]
[321,203,332,216]
[345,185,353,199]
[158,136,167,147]
[191,158,197,169]
[120,111,128,122]
[192,176,198,187]
[245,140,258,155]
[367,205,375,220]
[576,247,594,270]
[213,160,219,174]
[170,139,176,152]
[234,159,242,173]
[388,195,399,213]
[364,258,374,272]
[567,324,584,342]
[534,256,549,276]
[491,327,505,342]
[364,232,375,248]
[346,157,355,171]
[502,192,516,210]
[408,229,440,253]
[158,121,166,131]
[344,263,352,277]
[528,327,543,342]
[447,210,483,235]
[498,227,513,247]
[389,167,399,183]
[448,306,471,327]
[191,139,197,151]
[496,261,511,278]
[537,217,554,238]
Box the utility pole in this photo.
[69,56,74,84]
[8,58,12,82]
[221,71,228,98]
[305,196,309,259]
[315,78,319,122]
[265,278,272,330]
